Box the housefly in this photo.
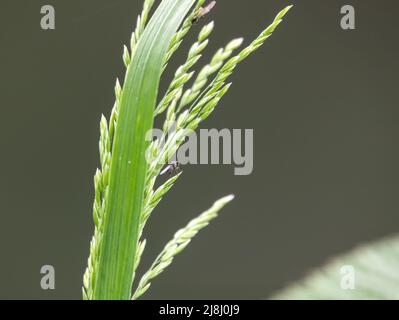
[160,161,181,177]
[192,1,216,24]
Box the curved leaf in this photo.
[274,235,399,300]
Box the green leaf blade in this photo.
[274,235,399,300]
[93,0,196,300]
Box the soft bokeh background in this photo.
[0,0,398,299]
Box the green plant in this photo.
[275,235,399,299]
[83,0,292,300]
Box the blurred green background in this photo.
[0,0,398,299]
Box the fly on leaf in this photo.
[160,161,181,177]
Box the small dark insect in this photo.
[192,1,216,24]
[160,161,181,177]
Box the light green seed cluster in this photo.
[132,195,234,299]
[155,21,215,117]
[83,79,122,299]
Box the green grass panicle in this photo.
[84,0,292,300]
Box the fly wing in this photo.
[160,165,170,176]
[204,1,216,14]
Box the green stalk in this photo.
[93,0,196,300]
